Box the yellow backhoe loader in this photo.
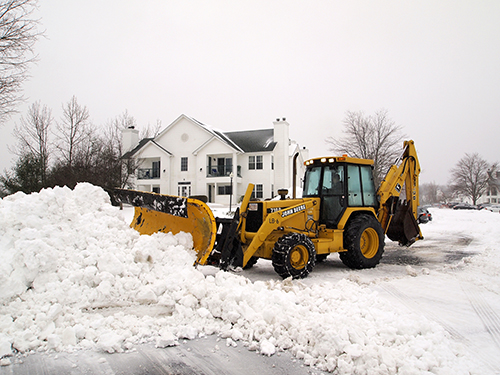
[112,140,423,279]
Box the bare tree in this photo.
[326,109,405,186]
[102,110,139,188]
[54,96,91,169]
[10,100,51,184]
[141,118,162,139]
[449,153,491,205]
[0,0,41,124]
[420,182,440,205]
[103,110,136,155]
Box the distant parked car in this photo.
[453,203,477,210]
[418,206,432,224]
[484,204,500,213]
[477,203,492,210]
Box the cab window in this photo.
[303,166,322,196]
[347,165,362,206]
[347,164,377,207]
[360,165,377,206]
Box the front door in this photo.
[178,183,191,197]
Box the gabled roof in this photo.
[122,138,171,159]
[224,129,276,153]
[188,116,244,153]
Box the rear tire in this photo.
[340,215,384,269]
[272,233,316,279]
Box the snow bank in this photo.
[0,184,478,373]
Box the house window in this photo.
[271,155,274,170]
[218,185,232,195]
[181,157,188,171]
[249,155,263,170]
[249,156,255,170]
[152,161,160,178]
[252,184,263,199]
[256,155,263,169]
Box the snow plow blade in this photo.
[111,189,217,266]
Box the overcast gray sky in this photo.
[1,0,499,185]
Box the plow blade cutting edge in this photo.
[111,189,217,266]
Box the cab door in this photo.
[303,164,346,228]
[320,165,346,228]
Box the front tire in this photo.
[243,256,258,269]
[340,215,384,269]
[272,233,316,279]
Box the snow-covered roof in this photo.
[224,129,277,153]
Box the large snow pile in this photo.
[0,184,481,373]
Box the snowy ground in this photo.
[1,184,500,374]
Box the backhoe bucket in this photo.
[112,189,217,265]
[386,200,421,246]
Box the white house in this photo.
[122,114,309,204]
[481,170,500,204]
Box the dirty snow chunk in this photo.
[62,327,77,346]
[177,326,199,340]
[97,253,124,276]
[260,339,276,356]
[0,334,12,358]
[156,331,178,348]
[226,338,238,347]
[46,334,62,350]
[97,332,124,353]
[406,265,418,277]
[0,358,11,366]
[135,286,158,304]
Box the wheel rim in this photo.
[289,245,309,270]
[360,228,379,259]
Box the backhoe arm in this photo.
[377,140,423,245]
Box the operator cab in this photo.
[303,156,378,228]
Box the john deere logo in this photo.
[281,204,306,218]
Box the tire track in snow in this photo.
[377,283,500,373]
[377,284,466,341]
[461,282,500,349]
